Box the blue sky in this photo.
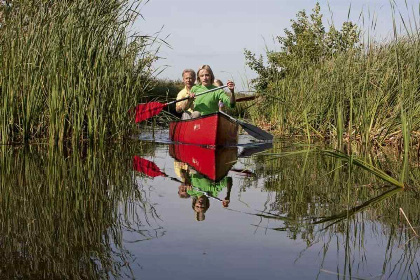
[134,0,419,91]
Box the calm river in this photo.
[1,134,419,279]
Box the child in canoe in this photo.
[191,65,236,116]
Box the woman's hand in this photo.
[227,80,235,93]
[188,92,195,104]
[222,199,230,208]
[227,80,235,106]
[186,92,195,106]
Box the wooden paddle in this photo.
[134,85,227,123]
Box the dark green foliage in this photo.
[245,3,360,91]
[148,78,184,100]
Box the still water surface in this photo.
[1,135,419,279]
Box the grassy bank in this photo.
[246,3,420,150]
[0,0,158,145]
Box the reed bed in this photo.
[248,3,420,151]
[0,0,157,145]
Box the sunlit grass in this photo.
[0,0,159,145]
[248,2,420,153]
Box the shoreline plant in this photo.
[245,2,420,151]
[0,0,159,145]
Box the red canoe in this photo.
[169,112,238,147]
[169,143,237,181]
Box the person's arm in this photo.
[227,80,235,107]
[176,89,194,113]
[222,177,232,208]
[218,83,236,109]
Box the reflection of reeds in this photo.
[252,142,419,223]
[320,149,404,188]
[313,187,402,227]
[399,207,419,246]
[0,143,161,279]
[244,141,420,278]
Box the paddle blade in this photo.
[135,102,166,123]
[133,156,167,177]
[236,95,257,102]
[238,120,274,141]
[219,111,273,141]
[239,142,273,157]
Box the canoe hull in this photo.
[169,144,237,181]
[169,112,238,147]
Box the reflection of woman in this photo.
[188,174,233,221]
[192,196,210,221]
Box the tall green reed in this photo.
[248,2,420,152]
[0,0,158,145]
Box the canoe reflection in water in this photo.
[169,144,237,181]
[133,142,271,222]
[170,144,237,221]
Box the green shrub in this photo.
[244,2,420,149]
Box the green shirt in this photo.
[191,84,235,116]
[187,174,230,198]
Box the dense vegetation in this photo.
[2,1,419,152]
[245,3,420,150]
[0,0,158,145]
[148,78,183,100]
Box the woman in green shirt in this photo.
[190,65,236,116]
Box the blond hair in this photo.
[197,65,215,85]
[213,79,223,86]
